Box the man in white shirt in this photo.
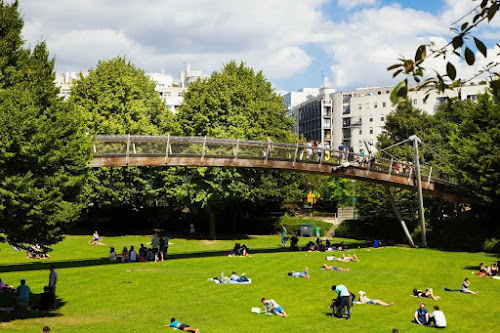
[427,305,446,328]
[48,266,58,309]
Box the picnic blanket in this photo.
[212,278,252,284]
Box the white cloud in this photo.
[18,0,329,82]
[337,0,377,10]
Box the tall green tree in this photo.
[169,61,301,237]
[0,0,91,247]
[69,57,178,210]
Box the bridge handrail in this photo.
[93,135,456,185]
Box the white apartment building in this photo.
[293,80,489,153]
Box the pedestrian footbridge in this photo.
[90,135,461,202]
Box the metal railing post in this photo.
[165,134,170,165]
[426,167,432,189]
[125,134,131,165]
[293,143,298,168]
[233,139,239,163]
[387,158,393,180]
[201,136,207,165]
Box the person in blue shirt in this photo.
[261,298,289,317]
[16,279,31,308]
[288,267,310,279]
[414,303,429,325]
[165,317,200,332]
[332,284,351,319]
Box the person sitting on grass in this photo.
[120,246,129,262]
[15,279,30,310]
[358,291,393,306]
[37,286,55,311]
[289,234,299,250]
[487,262,499,276]
[90,231,104,245]
[413,303,429,325]
[109,247,117,261]
[230,243,250,257]
[478,263,488,276]
[165,317,200,332]
[129,245,137,262]
[446,277,479,294]
[412,288,441,300]
[0,278,15,291]
[261,298,289,317]
[288,267,310,279]
[139,244,148,257]
[321,264,350,272]
[427,306,446,328]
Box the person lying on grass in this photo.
[326,254,359,262]
[0,278,15,291]
[321,264,350,272]
[358,291,393,306]
[412,288,441,300]
[230,272,249,282]
[261,298,289,317]
[165,317,200,332]
[288,267,310,279]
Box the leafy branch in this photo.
[388,0,500,104]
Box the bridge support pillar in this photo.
[385,186,416,248]
[410,135,427,247]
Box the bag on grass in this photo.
[251,307,265,314]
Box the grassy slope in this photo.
[0,235,499,332]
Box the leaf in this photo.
[392,69,403,78]
[461,22,468,31]
[473,37,487,57]
[390,79,408,105]
[481,0,488,8]
[464,47,475,65]
[414,45,427,62]
[473,13,481,23]
[452,36,464,49]
[490,79,500,90]
[387,64,402,71]
[446,62,457,80]
[487,2,498,21]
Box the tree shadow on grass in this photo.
[0,258,121,273]
[0,293,66,323]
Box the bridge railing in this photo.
[93,135,456,186]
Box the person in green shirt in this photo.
[281,225,287,246]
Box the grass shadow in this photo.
[0,258,121,273]
[0,293,66,323]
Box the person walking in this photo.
[48,266,58,309]
[151,232,159,259]
[281,225,287,246]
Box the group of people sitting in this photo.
[229,243,250,257]
[290,235,347,252]
[1,279,54,312]
[478,261,499,278]
[19,244,52,259]
[109,233,169,262]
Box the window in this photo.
[358,103,362,110]
[369,127,373,134]
[413,99,417,105]
[366,102,370,109]
[369,115,373,122]
[382,102,386,107]
[369,139,374,145]
[381,114,385,121]
[359,129,362,135]
[467,95,477,101]
[374,102,378,108]
[378,91,381,95]
[386,90,390,94]
[323,118,331,127]
[166,92,171,96]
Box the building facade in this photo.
[293,80,488,153]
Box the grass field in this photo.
[0,235,499,332]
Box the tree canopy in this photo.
[0,0,91,247]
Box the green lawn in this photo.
[0,235,499,332]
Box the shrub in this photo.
[277,214,332,236]
[484,238,500,253]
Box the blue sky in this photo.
[18,0,500,92]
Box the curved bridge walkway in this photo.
[90,135,460,202]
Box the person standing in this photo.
[151,232,159,259]
[281,225,287,246]
[48,266,58,309]
[427,306,446,328]
[157,234,165,262]
[332,284,351,319]
[338,142,345,161]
